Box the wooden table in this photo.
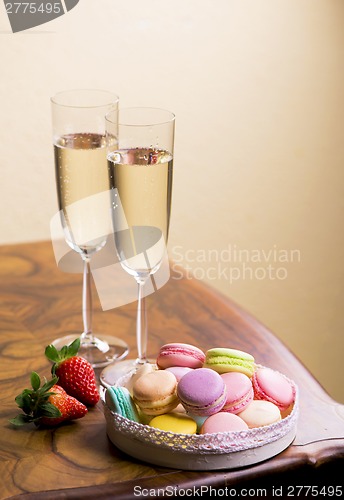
[0,241,343,499]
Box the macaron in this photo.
[221,372,254,414]
[200,412,249,434]
[204,348,255,377]
[252,367,295,411]
[191,414,208,432]
[237,400,281,428]
[132,370,179,416]
[149,413,197,434]
[157,343,205,369]
[165,366,193,381]
[177,368,226,417]
[105,386,140,422]
[126,362,155,395]
[171,403,187,414]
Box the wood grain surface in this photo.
[0,241,343,499]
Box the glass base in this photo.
[51,334,129,369]
[100,358,155,388]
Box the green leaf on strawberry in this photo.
[10,414,35,426]
[45,338,81,373]
[30,371,41,391]
[10,372,87,427]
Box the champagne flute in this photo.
[100,107,175,385]
[50,89,129,368]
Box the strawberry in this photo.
[10,372,87,427]
[45,338,100,406]
[40,384,88,426]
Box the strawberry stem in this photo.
[10,372,61,426]
[45,338,81,375]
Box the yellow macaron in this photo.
[149,413,197,434]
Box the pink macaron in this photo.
[252,367,295,411]
[201,412,249,434]
[177,368,226,417]
[157,343,205,369]
[165,366,193,382]
[221,372,254,414]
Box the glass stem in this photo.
[81,256,93,341]
[136,277,148,364]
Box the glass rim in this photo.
[105,106,175,127]
[51,89,119,109]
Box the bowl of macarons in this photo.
[102,343,298,470]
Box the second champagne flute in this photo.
[101,107,175,385]
[51,89,129,368]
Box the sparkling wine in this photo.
[107,147,173,276]
[54,133,112,254]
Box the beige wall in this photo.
[1,0,343,402]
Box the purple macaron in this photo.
[177,368,227,417]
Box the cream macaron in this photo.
[237,400,281,428]
[133,370,179,416]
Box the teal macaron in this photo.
[105,386,140,422]
[204,348,255,377]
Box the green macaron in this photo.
[105,386,140,422]
[204,348,255,377]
